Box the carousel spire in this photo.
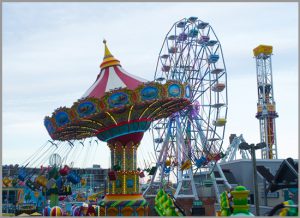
[100,39,121,69]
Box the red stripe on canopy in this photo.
[113,66,143,90]
[88,68,110,98]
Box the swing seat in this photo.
[36,175,48,187]
[18,169,27,181]
[59,165,70,176]
[67,171,81,184]
[3,177,12,186]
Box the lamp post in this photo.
[239,142,266,216]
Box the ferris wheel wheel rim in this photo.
[151,17,228,175]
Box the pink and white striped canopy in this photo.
[82,41,147,99]
[82,65,147,99]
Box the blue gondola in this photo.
[160,54,169,59]
[177,21,186,28]
[195,156,207,168]
[168,35,177,40]
[164,167,171,174]
[188,16,198,23]
[188,29,199,38]
[208,54,219,64]
[56,176,63,189]
[155,138,163,143]
[67,171,81,184]
[207,40,218,46]
[197,22,209,29]
[18,169,27,181]
[156,77,165,82]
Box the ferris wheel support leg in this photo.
[143,119,172,197]
[189,168,199,200]
[210,171,221,204]
[215,163,231,190]
[174,116,199,200]
[174,179,182,199]
[210,162,232,204]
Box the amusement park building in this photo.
[218,159,298,207]
[192,158,298,215]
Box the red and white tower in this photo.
[253,45,279,159]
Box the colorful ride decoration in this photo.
[43,165,73,203]
[59,165,70,176]
[67,171,81,184]
[278,200,298,216]
[43,206,51,216]
[99,195,149,216]
[93,205,100,216]
[36,175,48,187]
[2,177,12,187]
[69,204,98,216]
[72,206,82,216]
[44,40,191,216]
[49,187,59,208]
[219,191,231,216]
[18,168,27,181]
[50,206,63,216]
[86,204,96,216]
[218,186,254,216]
[154,189,181,216]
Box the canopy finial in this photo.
[100,39,121,69]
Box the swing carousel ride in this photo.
[42,39,192,216]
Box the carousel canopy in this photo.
[44,41,191,142]
[82,40,147,99]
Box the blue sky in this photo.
[3,2,298,168]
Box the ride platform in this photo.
[99,194,149,216]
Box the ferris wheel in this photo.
[145,17,228,198]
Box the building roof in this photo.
[82,40,147,99]
[257,158,298,192]
[214,169,238,185]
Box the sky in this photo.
[3,2,298,169]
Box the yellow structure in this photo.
[253,45,273,57]
[213,118,227,126]
[180,160,192,171]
